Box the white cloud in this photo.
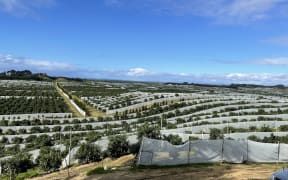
[223,73,288,84]
[25,59,74,70]
[0,0,55,16]
[106,0,288,24]
[255,57,288,65]
[262,36,288,46]
[90,68,288,85]
[1,54,288,85]
[217,57,288,66]
[127,68,151,76]
[0,54,74,72]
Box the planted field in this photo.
[0,80,70,115]
[0,79,288,179]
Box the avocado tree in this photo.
[137,122,161,142]
[209,128,224,140]
[107,135,129,158]
[38,147,62,172]
[75,143,102,164]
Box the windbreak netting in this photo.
[138,138,288,165]
[139,138,189,165]
[188,140,222,163]
[247,141,278,162]
[279,144,288,162]
[223,140,247,163]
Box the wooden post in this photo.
[187,140,191,164]
[137,137,144,166]
[278,141,280,165]
[221,139,224,163]
[246,139,249,162]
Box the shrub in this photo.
[108,135,129,158]
[209,128,223,140]
[137,122,161,141]
[38,147,62,172]
[163,134,183,145]
[75,143,102,164]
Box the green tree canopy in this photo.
[108,135,129,158]
[137,122,161,142]
[75,143,102,164]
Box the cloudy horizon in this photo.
[1,0,288,85]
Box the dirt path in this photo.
[29,153,286,180]
[87,163,283,180]
[30,154,135,180]
[55,81,83,118]
[55,81,105,117]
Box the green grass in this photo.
[130,163,222,171]
[16,169,39,180]
[86,167,114,176]
[0,169,39,180]
[86,163,224,176]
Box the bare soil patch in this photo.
[30,155,286,180]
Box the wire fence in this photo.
[138,138,288,166]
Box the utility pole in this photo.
[160,115,163,130]
[66,128,71,178]
[227,121,229,139]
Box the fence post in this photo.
[246,140,249,162]
[150,151,154,165]
[278,141,280,164]
[188,140,191,164]
[137,137,144,166]
[221,139,224,163]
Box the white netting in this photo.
[247,141,278,162]
[279,144,288,162]
[223,140,247,163]
[188,140,222,163]
[138,138,288,165]
[141,138,189,165]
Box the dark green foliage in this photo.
[209,128,224,140]
[85,131,101,143]
[189,136,199,141]
[137,122,161,141]
[34,134,53,147]
[163,134,183,145]
[279,125,288,131]
[128,143,140,154]
[1,153,34,176]
[38,147,62,172]
[0,97,69,115]
[0,70,49,81]
[75,143,102,164]
[248,133,288,144]
[108,135,129,158]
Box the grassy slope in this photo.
[55,80,105,117]
[30,154,135,180]
[54,81,83,118]
[29,154,287,180]
[70,93,105,117]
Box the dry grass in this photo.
[29,154,286,180]
[88,163,284,180]
[29,154,135,180]
[54,82,83,118]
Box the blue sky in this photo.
[0,0,288,84]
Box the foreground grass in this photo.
[55,81,105,118]
[86,162,288,177]
[0,169,39,180]
[54,81,83,117]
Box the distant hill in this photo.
[164,82,286,88]
[0,70,52,81]
[0,70,84,82]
